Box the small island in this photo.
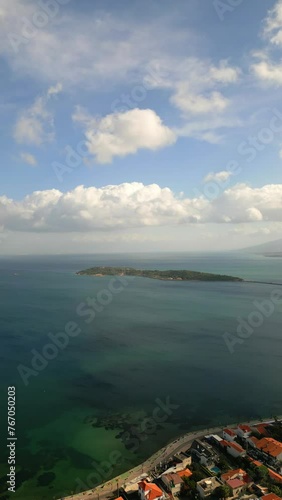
[76,266,243,282]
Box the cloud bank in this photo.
[0,182,281,233]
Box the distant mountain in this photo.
[242,239,282,256]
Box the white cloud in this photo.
[252,2,282,87]
[73,108,177,163]
[146,57,239,116]
[264,0,282,45]
[204,171,233,183]
[0,182,282,233]
[251,59,282,86]
[0,1,185,88]
[19,152,37,166]
[144,57,240,141]
[13,83,62,145]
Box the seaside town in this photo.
[62,418,282,500]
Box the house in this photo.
[254,438,282,463]
[138,480,165,500]
[161,472,183,495]
[221,468,251,485]
[226,441,246,458]
[223,428,237,442]
[247,436,259,448]
[262,494,282,500]
[190,439,215,466]
[251,423,271,437]
[226,478,246,497]
[236,424,252,439]
[173,452,192,468]
[268,469,282,484]
[177,469,193,480]
[196,477,222,499]
[206,434,223,447]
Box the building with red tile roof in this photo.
[177,469,192,479]
[236,424,252,439]
[221,468,251,485]
[223,428,237,442]
[254,438,282,461]
[138,481,165,500]
[262,494,282,500]
[268,469,282,484]
[254,424,271,436]
[226,478,246,496]
[226,441,246,458]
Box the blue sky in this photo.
[0,0,282,253]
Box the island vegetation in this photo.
[76,266,243,282]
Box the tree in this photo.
[214,484,232,499]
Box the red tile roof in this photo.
[228,441,245,453]
[226,478,245,489]
[138,481,164,500]
[268,469,282,484]
[224,428,236,436]
[255,424,270,436]
[220,439,229,447]
[221,469,249,483]
[177,469,192,479]
[256,438,282,458]
[262,494,282,500]
[238,424,252,433]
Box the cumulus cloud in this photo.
[73,108,177,163]
[19,152,37,166]
[0,182,281,233]
[252,1,282,86]
[251,59,282,86]
[204,171,234,183]
[264,0,282,45]
[144,57,240,141]
[145,57,239,115]
[14,83,62,145]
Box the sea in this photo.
[0,252,281,500]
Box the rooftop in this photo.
[226,478,245,489]
[256,438,282,458]
[224,428,236,436]
[138,481,164,500]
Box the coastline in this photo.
[58,415,282,500]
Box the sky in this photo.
[0,0,282,254]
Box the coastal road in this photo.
[59,416,281,500]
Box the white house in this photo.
[236,424,252,439]
[227,441,246,458]
[196,477,222,499]
[223,428,237,442]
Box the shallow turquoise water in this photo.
[0,252,281,499]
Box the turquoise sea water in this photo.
[0,252,281,499]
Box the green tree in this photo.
[214,484,232,499]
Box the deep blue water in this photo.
[0,252,281,499]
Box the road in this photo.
[58,416,281,500]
